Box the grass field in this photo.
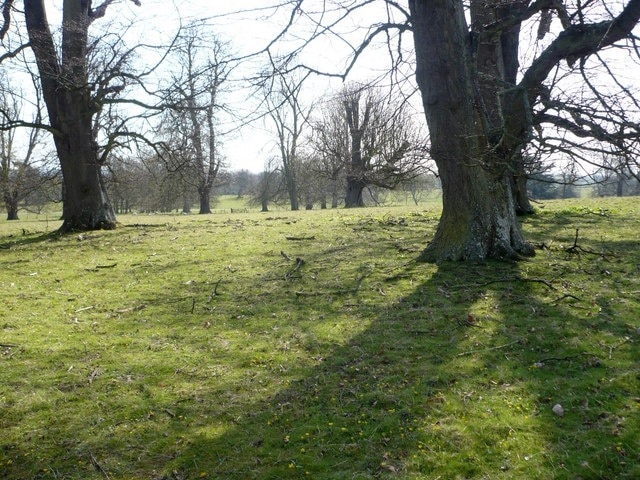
[0,196,638,479]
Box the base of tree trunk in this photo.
[419,219,535,262]
[58,212,117,233]
[419,175,536,263]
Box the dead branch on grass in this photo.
[114,304,147,313]
[550,293,583,304]
[533,351,595,367]
[89,452,111,480]
[477,277,557,290]
[564,228,611,259]
[285,235,316,241]
[206,279,223,301]
[285,257,305,279]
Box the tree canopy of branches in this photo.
[161,23,230,214]
[264,72,311,211]
[312,84,427,208]
[0,68,57,219]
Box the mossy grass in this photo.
[1,197,638,479]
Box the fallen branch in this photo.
[75,306,95,313]
[285,235,315,241]
[550,293,583,304]
[206,279,223,302]
[0,343,18,348]
[115,304,146,314]
[477,277,557,290]
[285,257,305,279]
[534,352,594,366]
[564,228,610,258]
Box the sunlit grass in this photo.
[0,196,638,479]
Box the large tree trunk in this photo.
[4,192,18,220]
[24,0,116,232]
[55,122,116,231]
[198,188,211,214]
[410,0,533,261]
[344,176,365,207]
[344,94,368,208]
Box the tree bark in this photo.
[4,191,18,220]
[345,176,365,207]
[344,94,368,208]
[24,0,116,232]
[198,188,211,214]
[410,0,533,261]
[511,152,535,215]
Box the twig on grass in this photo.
[564,228,612,258]
[115,304,146,314]
[75,306,95,313]
[533,352,597,368]
[285,235,315,241]
[206,279,223,302]
[550,293,583,304]
[0,343,19,348]
[285,257,305,279]
[476,277,557,290]
[89,452,111,480]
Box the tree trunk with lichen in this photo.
[410,0,533,261]
[24,0,116,232]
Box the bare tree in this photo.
[311,84,427,208]
[0,69,56,219]
[0,0,176,232]
[249,158,281,212]
[264,71,312,211]
[163,23,230,214]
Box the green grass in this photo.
[0,197,638,479]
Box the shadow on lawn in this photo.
[163,260,637,479]
[1,235,636,479]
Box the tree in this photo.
[249,159,280,212]
[342,85,427,207]
[407,0,640,261]
[163,24,229,214]
[1,0,175,232]
[0,69,56,219]
[264,72,312,211]
[309,85,427,208]
[309,98,348,208]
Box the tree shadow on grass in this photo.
[154,258,638,479]
[1,230,637,479]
